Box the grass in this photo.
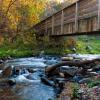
[45,38,100,55]
[64,37,100,54]
[0,45,40,58]
[44,48,64,55]
[0,35,99,57]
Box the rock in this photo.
[0,78,10,86]
[39,50,45,57]
[95,75,100,79]
[78,85,100,100]
[26,72,41,80]
[58,82,74,100]
[59,73,65,78]
[73,75,84,82]
[54,78,66,89]
[87,69,93,72]
[0,60,4,64]
[27,68,35,73]
[85,45,92,52]
[93,65,100,71]
[41,76,55,86]
[7,79,16,86]
[60,66,78,77]
[0,63,5,70]
[0,70,2,74]
[12,75,40,83]
[72,47,77,52]
[13,67,21,75]
[7,56,13,60]
[78,88,84,94]
[2,66,14,77]
[79,78,92,84]
[89,72,98,76]
[20,68,29,75]
[61,57,73,61]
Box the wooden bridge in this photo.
[34,0,100,37]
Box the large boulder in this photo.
[0,60,4,70]
[59,66,78,77]
[93,65,100,71]
[0,59,4,64]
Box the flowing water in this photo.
[0,54,100,100]
[0,56,60,100]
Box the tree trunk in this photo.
[46,59,100,74]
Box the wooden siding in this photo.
[78,0,98,33]
[34,0,100,36]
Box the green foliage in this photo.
[0,31,38,57]
[64,36,100,54]
[88,80,100,88]
[43,35,100,55]
[44,48,63,55]
[71,83,79,99]
[0,46,39,58]
[0,0,47,58]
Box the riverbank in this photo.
[58,77,100,100]
[0,47,39,58]
[44,55,100,100]
[0,35,100,58]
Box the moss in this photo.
[88,80,100,88]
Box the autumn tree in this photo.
[0,0,47,44]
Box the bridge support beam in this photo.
[75,2,78,32]
[36,35,44,50]
[52,16,54,35]
[98,0,100,30]
[61,10,64,34]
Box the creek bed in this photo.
[0,56,60,100]
[0,55,100,100]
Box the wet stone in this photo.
[59,66,78,76]
[61,57,73,61]
[2,66,13,78]
[0,60,4,64]
[93,65,100,71]
[79,78,93,84]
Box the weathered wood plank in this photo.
[61,10,64,35]
[75,2,78,32]
[45,21,47,34]
[98,0,100,30]
[52,16,54,35]
[34,0,99,36]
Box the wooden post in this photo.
[98,0,100,30]
[45,20,47,34]
[61,10,64,35]
[52,16,54,35]
[75,2,78,32]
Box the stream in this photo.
[0,56,60,100]
[0,54,100,100]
